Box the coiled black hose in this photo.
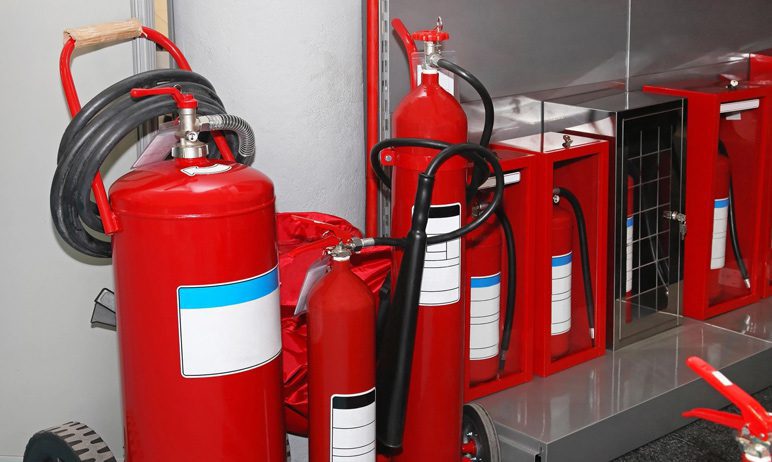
[52,69,243,258]
[554,187,596,342]
[496,206,517,372]
[718,140,751,288]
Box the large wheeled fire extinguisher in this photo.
[27,21,286,462]
[709,141,751,301]
[551,187,596,359]
[307,244,377,462]
[367,19,505,461]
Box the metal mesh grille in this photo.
[617,108,684,326]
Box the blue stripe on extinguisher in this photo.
[178,267,279,309]
[627,216,634,228]
[552,252,572,267]
[470,273,501,288]
[714,198,729,209]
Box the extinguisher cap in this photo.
[412,29,449,42]
[326,243,352,261]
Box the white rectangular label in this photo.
[711,197,729,270]
[469,273,501,360]
[416,65,455,94]
[419,204,462,306]
[719,99,760,114]
[551,252,572,335]
[331,389,376,462]
[479,171,522,190]
[177,266,282,378]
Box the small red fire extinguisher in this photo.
[551,201,574,359]
[467,211,502,384]
[308,243,377,462]
[625,175,635,322]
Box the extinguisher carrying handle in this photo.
[376,142,504,450]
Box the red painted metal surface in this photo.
[645,82,771,318]
[308,257,376,462]
[749,54,772,298]
[494,133,609,376]
[109,157,285,460]
[464,151,535,401]
[387,69,468,462]
[58,26,235,235]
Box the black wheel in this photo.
[462,403,501,462]
[23,421,115,462]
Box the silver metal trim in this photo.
[131,0,157,158]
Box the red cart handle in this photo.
[130,87,198,109]
[684,356,771,439]
[59,22,235,235]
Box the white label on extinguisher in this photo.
[711,197,729,270]
[331,388,376,462]
[176,265,281,378]
[626,215,634,293]
[551,252,572,335]
[416,65,455,94]
[180,163,232,176]
[469,273,501,360]
[419,203,462,306]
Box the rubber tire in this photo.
[23,421,115,462]
[462,403,501,462]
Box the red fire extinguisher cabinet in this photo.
[464,150,536,400]
[749,51,772,299]
[645,81,771,319]
[493,132,609,377]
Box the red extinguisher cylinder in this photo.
[709,154,731,301]
[625,175,635,322]
[467,216,502,384]
[388,68,469,461]
[551,205,573,359]
[109,157,286,461]
[308,252,377,462]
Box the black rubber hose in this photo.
[369,139,503,245]
[52,70,244,258]
[496,206,516,372]
[376,143,504,451]
[554,187,596,343]
[435,58,495,197]
[718,141,751,288]
[435,58,494,148]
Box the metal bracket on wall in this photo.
[379,0,392,235]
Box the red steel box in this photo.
[645,81,771,318]
[493,133,609,376]
[464,150,536,400]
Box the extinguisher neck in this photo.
[421,70,440,86]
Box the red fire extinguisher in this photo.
[308,244,377,462]
[625,175,635,322]
[710,141,751,302]
[551,187,596,360]
[550,203,573,359]
[467,212,502,384]
[37,22,287,459]
[386,26,468,462]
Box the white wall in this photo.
[172,0,366,229]
[0,0,136,458]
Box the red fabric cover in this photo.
[277,212,391,436]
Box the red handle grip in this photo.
[130,87,198,109]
